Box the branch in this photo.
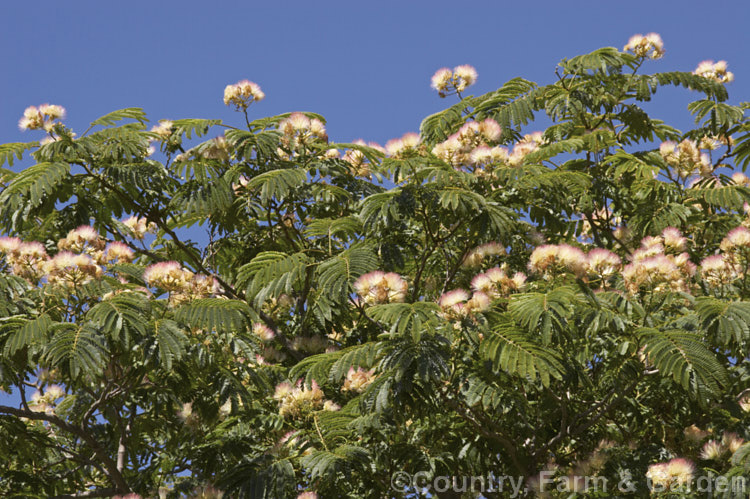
[0,405,130,493]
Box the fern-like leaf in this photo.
[481,318,564,387]
[638,328,728,400]
[0,142,39,167]
[366,302,441,342]
[174,298,255,333]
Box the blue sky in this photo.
[2,0,749,150]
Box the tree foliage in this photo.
[0,37,749,498]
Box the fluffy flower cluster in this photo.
[646,458,694,491]
[291,335,330,354]
[659,139,712,178]
[252,322,276,342]
[122,216,157,240]
[431,118,505,169]
[528,243,624,286]
[693,60,734,84]
[297,492,318,499]
[45,251,103,287]
[18,104,66,131]
[28,385,65,414]
[341,367,376,393]
[273,380,339,418]
[699,226,750,288]
[528,244,588,278]
[438,287,494,319]
[142,261,217,303]
[699,432,745,461]
[700,254,735,288]
[470,266,526,299]
[430,65,478,97]
[341,140,385,178]
[0,227,140,286]
[0,238,48,281]
[385,132,420,159]
[507,132,544,167]
[277,112,328,152]
[623,33,665,59]
[58,225,106,254]
[223,80,265,109]
[462,242,506,268]
[150,120,174,140]
[623,228,695,294]
[353,271,408,305]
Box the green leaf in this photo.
[90,107,148,127]
[1,314,52,356]
[236,251,312,306]
[46,324,107,378]
[508,287,576,344]
[367,302,441,342]
[174,298,255,333]
[0,142,39,167]
[695,297,750,346]
[86,293,150,342]
[151,319,186,370]
[246,168,307,203]
[300,445,371,480]
[481,317,564,387]
[638,328,728,401]
[0,162,70,209]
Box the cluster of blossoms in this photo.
[277,112,328,153]
[385,132,421,159]
[645,458,694,492]
[200,135,232,162]
[353,271,408,305]
[438,288,492,319]
[659,139,713,179]
[273,380,339,418]
[290,335,331,354]
[28,385,66,415]
[45,251,104,287]
[0,226,138,285]
[430,65,478,97]
[528,243,622,285]
[297,492,318,499]
[623,228,695,294]
[122,216,157,240]
[173,135,232,164]
[18,104,66,131]
[0,238,49,281]
[699,432,745,461]
[462,242,506,268]
[252,322,276,342]
[623,33,665,59]
[341,367,376,393]
[142,261,218,304]
[340,140,385,178]
[431,118,503,168]
[223,79,265,109]
[58,225,106,255]
[470,266,527,299]
[700,226,750,288]
[740,392,750,412]
[150,119,174,141]
[693,60,734,84]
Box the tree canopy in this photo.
[1,34,749,498]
